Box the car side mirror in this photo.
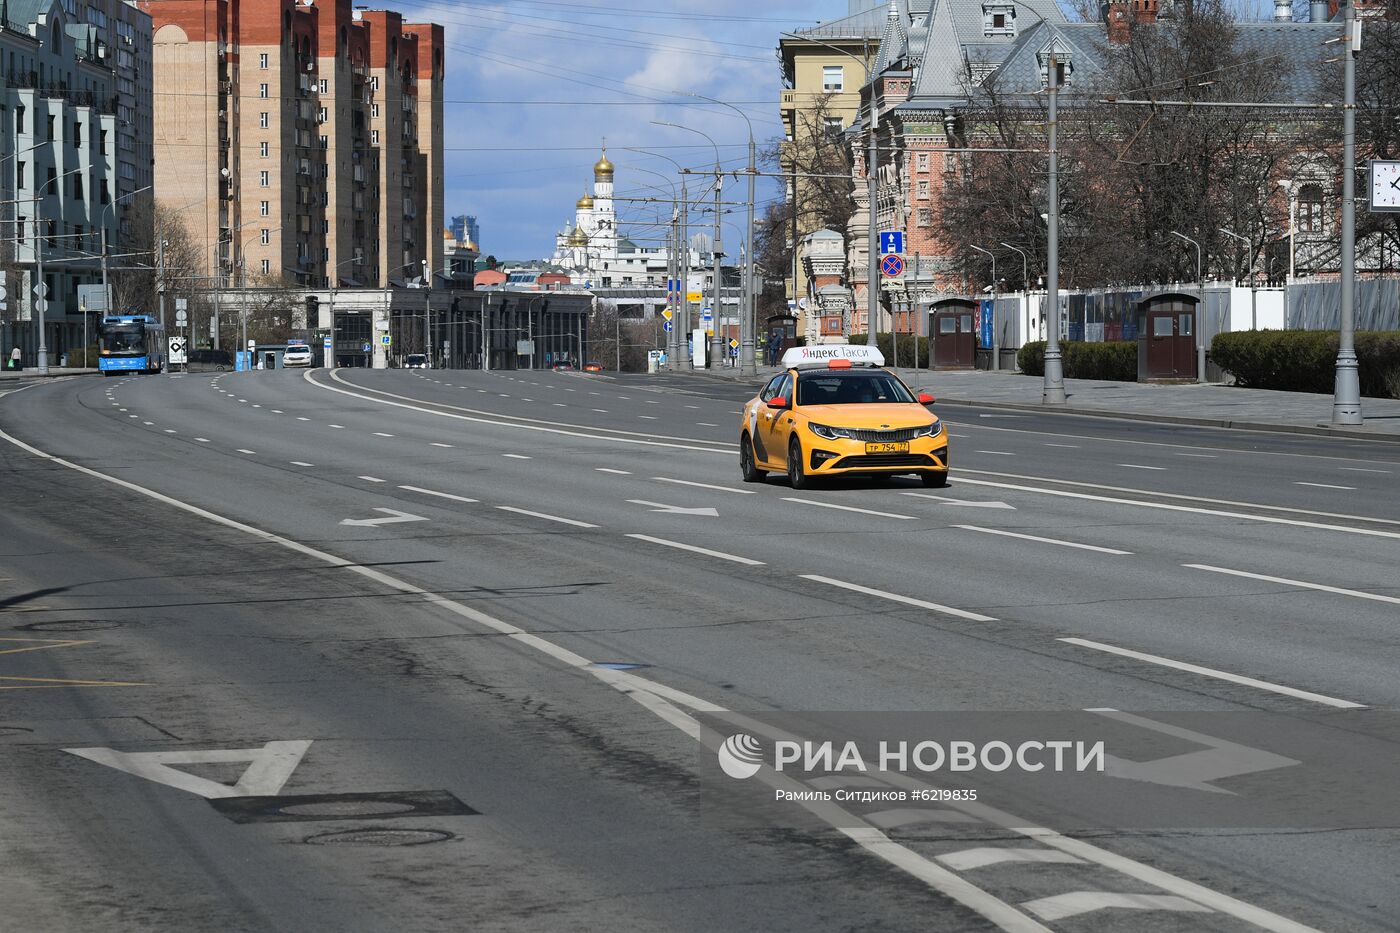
[918,392,936,405]
[766,396,788,409]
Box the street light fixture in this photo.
[969,245,997,371]
[623,147,695,371]
[31,166,86,375]
[1170,230,1206,381]
[1218,227,1256,330]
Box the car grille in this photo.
[840,426,926,442]
[831,454,937,469]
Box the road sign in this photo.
[380,334,391,346]
[879,231,905,255]
[880,254,905,278]
[728,338,739,350]
[0,284,6,311]
[662,320,673,332]
[33,282,48,299]
[168,336,187,365]
[323,336,333,351]
[175,298,188,311]
[686,291,703,303]
[34,297,48,315]
[361,342,372,353]
[175,309,188,325]
[661,308,673,321]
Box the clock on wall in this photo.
[1370,160,1400,213]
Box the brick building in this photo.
[141,0,443,290]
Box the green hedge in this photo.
[1017,341,1137,381]
[1211,330,1400,398]
[847,333,931,369]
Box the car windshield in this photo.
[100,325,145,355]
[407,355,425,364]
[796,370,916,406]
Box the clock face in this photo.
[1371,160,1400,213]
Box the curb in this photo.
[930,396,1400,443]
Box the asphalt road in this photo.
[2,366,1398,933]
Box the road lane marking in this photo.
[904,493,1015,510]
[430,442,455,448]
[952,525,1131,555]
[592,408,609,413]
[271,409,283,414]
[1058,637,1365,708]
[503,453,532,460]
[1175,453,1217,458]
[953,473,1400,539]
[696,422,718,427]
[596,468,632,475]
[625,534,763,565]
[1022,892,1210,922]
[1339,467,1391,474]
[937,848,1082,871]
[65,741,311,800]
[142,421,155,425]
[341,508,427,527]
[639,415,658,420]
[1184,563,1400,607]
[1294,481,1355,490]
[290,461,314,467]
[164,429,177,434]
[976,450,1015,456]
[653,477,756,494]
[800,575,996,622]
[359,476,386,483]
[195,438,210,443]
[783,498,918,520]
[373,432,395,437]
[398,485,477,503]
[329,424,344,429]
[236,449,256,455]
[252,404,262,408]
[496,506,596,528]
[628,500,718,517]
[1118,463,1166,471]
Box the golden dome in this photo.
[567,226,588,248]
[593,147,614,181]
[576,191,595,210]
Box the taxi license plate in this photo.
[865,441,909,454]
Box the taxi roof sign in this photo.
[780,344,886,369]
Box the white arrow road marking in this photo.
[64,740,311,800]
[864,808,982,829]
[1022,892,1211,922]
[340,508,429,527]
[627,499,719,517]
[937,848,1083,871]
[904,492,1015,510]
[1092,709,1301,794]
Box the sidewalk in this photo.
[691,364,1400,441]
[0,367,99,380]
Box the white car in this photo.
[405,354,429,369]
[283,345,314,368]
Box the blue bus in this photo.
[98,314,166,375]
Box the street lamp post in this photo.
[654,120,725,367]
[101,184,153,314]
[1042,53,1066,404]
[1219,227,1256,330]
[1334,0,1362,425]
[32,168,85,375]
[970,245,997,371]
[1170,230,1206,381]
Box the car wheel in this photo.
[921,471,949,488]
[788,437,811,490]
[740,433,766,483]
[216,364,229,372]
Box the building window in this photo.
[16,161,24,188]
[371,130,379,145]
[16,104,24,134]
[259,83,269,99]
[260,228,270,245]
[1299,184,1324,233]
[917,207,933,227]
[16,216,25,244]
[917,179,930,200]
[319,79,327,94]
[99,179,110,204]
[259,112,270,129]
[822,65,843,92]
[260,141,269,158]
[73,176,83,200]
[317,106,327,123]
[259,170,270,187]
[256,200,268,217]
[371,103,379,118]
[259,53,268,69]
[916,152,930,172]
[822,116,843,137]
[73,122,81,147]
[320,135,328,149]
[99,129,108,154]
[261,259,270,275]
[47,115,55,141]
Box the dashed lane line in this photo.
[800,574,996,623]
[625,534,763,566]
[398,485,478,504]
[1184,563,1400,608]
[951,525,1132,556]
[496,506,596,528]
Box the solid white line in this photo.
[783,498,918,520]
[430,442,454,448]
[653,476,757,494]
[801,574,996,622]
[952,525,1131,555]
[503,453,532,460]
[1294,481,1355,490]
[1118,463,1166,471]
[596,467,632,475]
[290,461,314,467]
[359,476,385,483]
[496,506,596,528]
[1184,563,1400,607]
[398,485,477,503]
[1058,637,1365,708]
[625,533,764,565]
[952,474,1400,540]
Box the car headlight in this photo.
[913,420,943,438]
[808,423,849,440]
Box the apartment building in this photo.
[2,0,152,362]
[142,0,443,289]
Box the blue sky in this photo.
[391,0,857,260]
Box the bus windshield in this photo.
[101,325,146,356]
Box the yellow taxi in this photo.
[739,345,948,488]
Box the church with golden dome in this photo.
[553,147,619,281]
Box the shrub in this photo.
[1017,341,1136,380]
[1211,330,1400,398]
[847,333,931,369]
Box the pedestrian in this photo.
[8,347,20,371]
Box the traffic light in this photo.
[306,295,320,325]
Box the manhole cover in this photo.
[279,800,417,818]
[303,828,453,847]
[15,620,123,633]
[211,789,476,824]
